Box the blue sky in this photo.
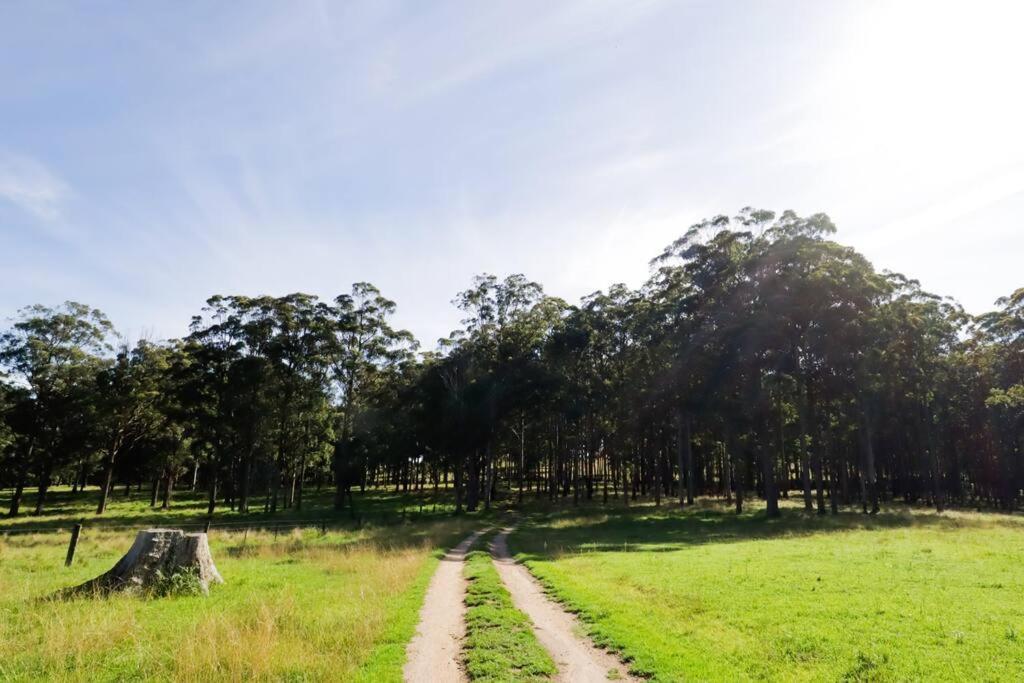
[2,1,1022,347]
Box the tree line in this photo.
[1,208,1022,518]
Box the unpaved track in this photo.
[404,529,487,683]
[491,529,638,682]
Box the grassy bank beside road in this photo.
[511,501,1024,682]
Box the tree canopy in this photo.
[2,209,1022,517]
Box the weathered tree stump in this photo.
[59,528,223,597]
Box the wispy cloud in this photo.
[2,1,1021,343]
[0,152,70,221]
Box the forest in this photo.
[2,208,1023,520]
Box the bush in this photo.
[151,566,204,597]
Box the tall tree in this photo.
[330,283,415,510]
[0,302,112,515]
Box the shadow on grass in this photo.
[511,499,1024,560]
[0,486,466,536]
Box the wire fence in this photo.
[3,507,448,567]
[0,501,447,538]
[1,519,343,542]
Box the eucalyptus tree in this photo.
[872,276,967,510]
[644,262,704,507]
[544,297,601,503]
[654,217,762,512]
[282,301,335,511]
[134,342,195,509]
[645,209,891,516]
[0,382,14,470]
[0,302,112,515]
[447,274,549,509]
[183,293,339,513]
[329,282,416,510]
[0,382,34,515]
[496,293,566,503]
[976,287,1024,506]
[183,295,256,514]
[761,214,887,514]
[93,340,170,514]
[3,207,1021,517]
[418,343,488,512]
[259,294,334,512]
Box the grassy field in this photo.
[5,486,1024,682]
[510,500,1024,682]
[462,545,556,682]
[0,486,478,682]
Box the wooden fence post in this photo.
[65,524,82,567]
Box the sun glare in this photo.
[804,2,1024,196]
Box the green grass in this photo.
[463,546,557,682]
[7,485,1024,681]
[352,545,445,683]
[0,486,483,682]
[510,500,1024,682]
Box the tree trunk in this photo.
[8,449,29,517]
[860,413,878,515]
[676,412,686,506]
[808,390,826,515]
[270,463,281,513]
[727,427,743,514]
[683,416,695,505]
[206,471,217,516]
[96,450,116,515]
[333,441,347,511]
[8,474,25,517]
[161,471,176,509]
[621,456,630,507]
[518,419,526,505]
[722,441,732,503]
[925,402,944,513]
[484,441,495,511]
[34,462,52,516]
[799,380,814,511]
[454,454,464,514]
[466,452,480,512]
[295,454,307,511]
[239,448,253,513]
[761,433,780,518]
[654,445,662,507]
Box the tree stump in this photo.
[60,528,223,597]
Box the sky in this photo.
[2,0,1023,348]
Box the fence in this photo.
[2,504,442,567]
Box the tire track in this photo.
[490,528,638,682]
[404,529,487,683]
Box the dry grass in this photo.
[0,517,478,681]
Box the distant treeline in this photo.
[2,208,1022,517]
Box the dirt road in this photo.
[490,529,637,682]
[403,529,487,683]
